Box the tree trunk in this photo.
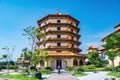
[112,60,114,66]
[7,60,9,75]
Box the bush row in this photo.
[66,65,117,72]
[0,65,19,70]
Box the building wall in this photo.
[114,56,120,66]
[105,55,120,66]
[40,18,77,27]
[46,34,69,39]
[46,27,68,31]
[108,56,120,66]
[39,42,78,49]
[46,57,85,69]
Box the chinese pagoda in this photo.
[37,12,87,69]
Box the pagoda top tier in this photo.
[37,12,79,25]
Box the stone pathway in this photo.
[77,71,113,80]
[48,70,78,80]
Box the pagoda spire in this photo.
[56,10,61,15]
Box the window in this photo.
[43,43,46,47]
[56,50,61,52]
[44,22,46,25]
[57,34,61,38]
[79,60,83,65]
[72,44,74,47]
[57,42,61,46]
[44,29,46,32]
[39,24,41,27]
[73,59,78,66]
[57,20,61,23]
[71,29,73,32]
[57,27,61,30]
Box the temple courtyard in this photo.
[0,70,119,80]
[48,70,116,80]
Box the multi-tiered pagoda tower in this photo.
[37,12,86,69]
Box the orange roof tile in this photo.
[39,52,87,58]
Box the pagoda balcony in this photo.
[38,45,81,52]
[36,37,81,45]
[39,23,80,31]
[46,30,80,38]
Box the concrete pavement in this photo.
[48,70,78,80]
[77,71,114,80]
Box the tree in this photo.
[104,32,120,53]
[103,32,120,66]
[33,49,50,66]
[22,26,49,75]
[106,51,117,66]
[88,51,101,72]
[22,26,37,66]
[2,46,15,74]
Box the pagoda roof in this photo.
[87,45,98,50]
[102,23,120,41]
[99,47,105,51]
[102,28,120,41]
[39,52,87,58]
[37,14,79,26]
[38,46,82,52]
[114,23,120,28]
[37,38,81,45]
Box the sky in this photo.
[0,0,120,61]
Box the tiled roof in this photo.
[87,45,98,50]
[39,52,87,58]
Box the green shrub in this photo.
[96,67,105,71]
[81,65,94,72]
[108,72,120,78]
[0,65,6,69]
[40,70,51,74]
[0,65,19,70]
[45,66,52,71]
[104,66,115,71]
[38,67,52,75]
[66,66,73,71]
[8,65,19,69]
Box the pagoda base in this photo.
[43,52,86,69]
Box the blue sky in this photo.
[0,0,120,61]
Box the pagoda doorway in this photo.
[56,60,62,69]
[51,59,67,69]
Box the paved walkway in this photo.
[77,71,114,80]
[48,70,78,80]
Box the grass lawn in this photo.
[0,74,38,80]
[73,72,86,77]
[108,72,120,78]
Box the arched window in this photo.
[73,59,78,66]
[40,60,44,67]
[79,60,83,65]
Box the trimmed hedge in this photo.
[66,65,116,72]
[104,66,115,71]
[0,65,19,70]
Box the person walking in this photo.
[58,65,61,74]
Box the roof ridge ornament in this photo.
[56,10,61,15]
